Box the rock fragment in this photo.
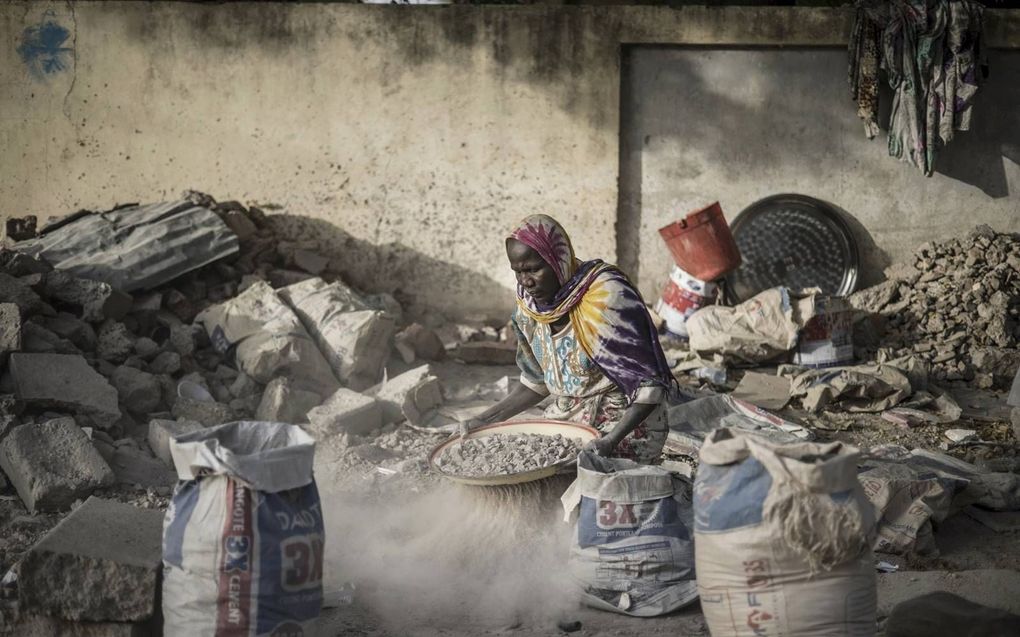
[36,271,131,322]
[0,418,114,512]
[97,322,135,363]
[147,418,203,465]
[255,377,321,423]
[0,302,21,364]
[111,366,162,416]
[371,365,443,425]
[306,388,382,437]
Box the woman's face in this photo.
[506,238,561,304]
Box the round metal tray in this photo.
[428,419,600,487]
[724,194,859,303]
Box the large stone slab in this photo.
[17,497,163,622]
[9,354,121,429]
[306,388,382,437]
[0,418,114,512]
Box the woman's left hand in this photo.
[586,436,618,457]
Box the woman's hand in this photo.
[585,436,619,457]
[458,417,486,439]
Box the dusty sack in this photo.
[162,421,324,637]
[694,428,877,637]
[560,450,698,617]
[686,287,817,364]
[196,281,339,395]
[278,278,395,391]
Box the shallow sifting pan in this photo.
[428,419,600,487]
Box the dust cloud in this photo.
[319,475,580,632]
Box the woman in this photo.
[461,214,674,464]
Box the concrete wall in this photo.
[623,47,1020,301]
[2,2,1018,319]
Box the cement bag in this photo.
[279,278,395,391]
[162,421,324,637]
[196,281,339,395]
[695,428,877,637]
[687,287,817,364]
[560,450,698,616]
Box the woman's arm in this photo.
[591,401,658,456]
[459,383,545,436]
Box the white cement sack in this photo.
[560,450,698,617]
[687,287,817,364]
[694,428,877,637]
[163,421,324,637]
[196,281,339,395]
[279,278,395,391]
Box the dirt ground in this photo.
[304,360,1020,637]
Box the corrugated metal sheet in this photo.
[17,200,239,293]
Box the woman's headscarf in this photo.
[508,214,673,402]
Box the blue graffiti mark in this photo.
[18,17,73,79]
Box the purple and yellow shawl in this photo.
[508,214,672,402]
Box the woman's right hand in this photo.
[458,418,487,439]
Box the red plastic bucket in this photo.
[658,202,742,281]
[654,265,718,339]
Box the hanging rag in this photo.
[849,0,987,176]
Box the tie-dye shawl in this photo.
[508,214,673,403]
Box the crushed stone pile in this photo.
[436,433,582,477]
[850,225,1020,386]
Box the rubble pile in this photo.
[436,433,582,477]
[0,191,525,634]
[851,226,1020,385]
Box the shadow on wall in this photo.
[829,201,893,289]
[267,214,512,322]
[135,4,618,129]
[618,46,1019,296]
[933,50,1020,198]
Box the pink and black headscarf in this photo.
[508,214,673,402]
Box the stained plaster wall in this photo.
[1,2,1018,319]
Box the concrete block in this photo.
[132,337,159,360]
[0,418,114,512]
[9,354,121,429]
[37,271,131,322]
[0,303,20,363]
[147,419,203,466]
[306,388,383,437]
[171,396,233,427]
[110,366,162,416]
[17,496,163,622]
[371,365,443,426]
[108,446,176,488]
[396,323,446,362]
[256,377,321,423]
